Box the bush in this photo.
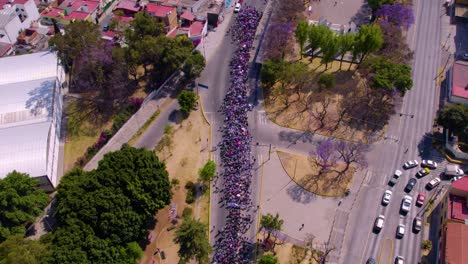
[171,178,180,186]
[164,125,174,135]
[182,207,193,219]
[185,189,195,204]
[112,109,132,134]
[178,90,197,115]
[318,73,336,90]
[185,181,194,190]
[422,240,432,251]
[198,160,216,183]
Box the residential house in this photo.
[453,0,468,19]
[143,3,176,32]
[40,0,99,27]
[448,60,468,105]
[0,0,40,44]
[0,51,65,192]
[113,0,140,16]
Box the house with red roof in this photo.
[113,0,140,16]
[40,0,99,27]
[0,0,40,44]
[143,3,177,32]
[449,60,468,105]
[440,222,468,264]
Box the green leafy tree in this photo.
[354,24,384,64]
[258,254,279,264]
[307,25,330,58]
[318,73,336,90]
[368,0,394,13]
[295,21,309,58]
[362,56,412,95]
[337,34,355,70]
[178,90,197,115]
[0,171,48,242]
[437,103,468,139]
[182,50,206,79]
[52,145,171,263]
[124,12,164,43]
[320,34,340,69]
[198,160,216,184]
[49,20,102,72]
[260,59,286,88]
[174,218,212,264]
[422,240,432,251]
[260,213,283,241]
[0,234,52,264]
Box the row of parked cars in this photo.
[368,160,440,264]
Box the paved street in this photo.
[340,0,446,263]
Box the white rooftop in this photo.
[0,51,60,179]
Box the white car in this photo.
[373,215,385,232]
[396,224,405,238]
[394,170,402,177]
[421,160,438,169]
[382,190,392,205]
[400,195,413,214]
[452,176,464,182]
[234,3,241,13]
[427,177,441,189]
[403,160,419,169]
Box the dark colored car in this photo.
[404,178,417,192]
[366,258,376,264]
[103,24,109,31]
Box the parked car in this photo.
[416,192,425,206]
[426,177,441,190]
[413,217,422,233]
[366,258,376,264]
[388,170,402,186]
[396,224,405,238]
[382,190,393,205]
[451,176,464,182]
[421,160,438,169]
[404,178,417,192]
[403,160,419,169]
[394,256,405,264]
[445,164,464,177]
[416,168,431,178]
[103,24,109,31]
[234,3,241,13]
[400,195,413,214]
[373,215,385,233]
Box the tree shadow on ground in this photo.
[286,184,316,204]
[168,109,184,124]
[278,130,315,144]
[349,2,372,27]
[25,79,55,117]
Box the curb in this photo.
[434,144,468,165]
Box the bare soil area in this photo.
[140,107,211,264]
[277,151,355,197]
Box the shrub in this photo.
[185,189,195,204]
[171,178,180,186]
[112,109,132,134]
[318,73,336,90]
[164,125,174,135]
[185,181,194,190]
[422,240,432,251]
[182,207,193,219]
[177,90,197,115]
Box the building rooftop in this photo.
[41,0,99,21]
[453,176,468,192]
[180,10,195,21]
[452,60,468,99]
[0,41,12,56]
[449,194,468,222]
[0,0,29,8]
[114,0,140,13]
[189,20,204,37]
[144,3,174,18]
[445,222,468,264]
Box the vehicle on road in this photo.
[382,190,392,205]
[416,168,431,178]
[389,170,402,186]
[444,164,464,177]
[404,178,417,192]
[400,195,413,214]
[421,160,438,169]
[366,258,376,264]
[416,192,425,206]
[396,224,405,238]
[373,215,385,233]
[463,53,468,60]
[394,256,404,264]
[413,217,422,233]
[426,177,441,190]
[103,24,109,31]
[403,160,419,169]
[234,3,241,13]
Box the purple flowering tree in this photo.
[375,4,415,29]
[262,22,294,60]
[311,139,339,175]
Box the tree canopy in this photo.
[49,20,102,71]
[368,0,394,13]
[0,171,48,242]
[260,213,283,241]
[437,103,468,140]
[375,3,414,29]
[362,56,413,95]
[198,160,216,184]
[295,21,309,57]
[174,218,211,264]
[182,50,206,79]
[0,234,52,264]
[354,24,384,64]
[178,90,197,115]
[50,145,171,263]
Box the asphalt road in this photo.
[340,0,447,263]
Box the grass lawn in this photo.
[277,151,355,197]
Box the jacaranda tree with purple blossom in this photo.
[263,22,294,60]
[311,139,339,176]
[375,3,415,29]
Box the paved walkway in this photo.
[309,0,370,26]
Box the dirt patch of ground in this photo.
[277,151,355,197]
[263,58,388,143]
[275,243,320,264]
[140,107,211,264]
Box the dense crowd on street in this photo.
[213,6,261,264]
